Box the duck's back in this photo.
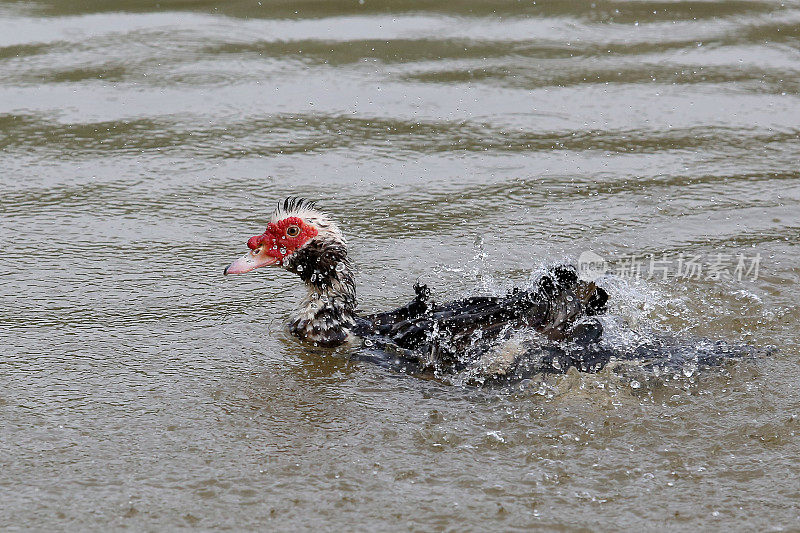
[354,265,608,373]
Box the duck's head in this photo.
[224,197,347,278]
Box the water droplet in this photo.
[631,380,641,389]
[364,339,374,347]
[486,430,505,443]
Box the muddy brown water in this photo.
[2,0,800,530]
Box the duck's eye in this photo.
[252,248,261,255]
[286,225,301,237]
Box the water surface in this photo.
[1,0,799,530]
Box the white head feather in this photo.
[270,197,345,245]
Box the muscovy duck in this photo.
[224,197,616,378]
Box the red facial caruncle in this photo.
[224,217,318,275]
[248,217,318,258]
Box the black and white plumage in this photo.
[224,197,620,378]
[285,237,358,347]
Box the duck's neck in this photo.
[285,239,357,347]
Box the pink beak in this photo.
[224,249,280,275]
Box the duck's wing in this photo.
[534,265,608,340]
[355,265,609,372]
[357,282,431,334]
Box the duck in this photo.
[224,197,617,379]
